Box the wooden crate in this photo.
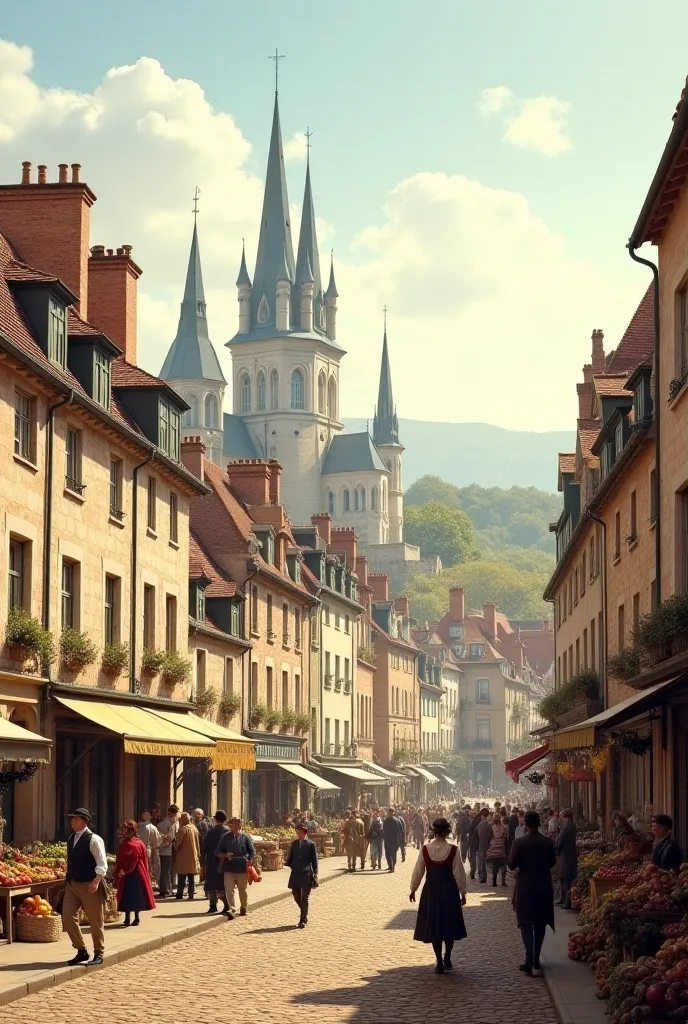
[590,876,626,908]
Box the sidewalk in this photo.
[541,905,607,1024]
[0,858,348,1007]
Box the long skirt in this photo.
[118,872,154,912]
[413,867,467,944]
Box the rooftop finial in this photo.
[305,126,313,165]
[269,48,285,94]
[192,185,201,222]
[383,304,388,334]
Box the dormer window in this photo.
[230,601,241,637]
[93,349,111,409]
[48,297,67,368]
[159,397,180,461]
[196,586,206,622]
[470,643,484,658]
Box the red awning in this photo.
[504,743,550,783]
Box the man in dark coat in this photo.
[383,807,404,872]
[651,814,683,872]
[508,811,556,975]
[285,822,318,927]
[554,808,577,909]
[204,810,230,914]
[394,808,407,863]
[467,809,482,878]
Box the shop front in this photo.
[359,760,407,805]
[244,732,304,825]
[403,764,440,803]
[313,760,389,810]
[0,716,52,845]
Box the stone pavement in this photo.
[3,857,559,1024]
[541,905,607,1024]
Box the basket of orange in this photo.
[16,895,62,942]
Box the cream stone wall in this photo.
[550,518,603,686]
[320,591,358,755]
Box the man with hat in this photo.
[284,821,319,928]
[62,808,108,966]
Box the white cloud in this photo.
[477,86,513,116]
[283,131,307,161]
[505,96,572,157]
[478,86,572,157]
[0,40,633,432]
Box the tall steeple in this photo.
[373,315,400,447]
[160,217,225,385]
[250,93,295,331]
[294,156,323,328]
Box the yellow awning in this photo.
[148,710,256,771]
[551,726,596,750]
[0,718,52,763]
[55,696,216,758]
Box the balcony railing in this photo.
[109,504,125,521]
[65,476,86,494]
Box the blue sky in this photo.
[1,2,687,429]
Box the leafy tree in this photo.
[404,475,461,509]
[402,559,550,623]
[404,502,474,567]
[507,512,547,548]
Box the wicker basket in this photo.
[16,913,62,943]
[77,886,121,925]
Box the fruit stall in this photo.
[0,843,66,944]
[568,858,688,1023]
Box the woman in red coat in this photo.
[115,820,156,926]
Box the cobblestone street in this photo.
[4,859,559,1024]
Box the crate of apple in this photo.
[0,863,32,887]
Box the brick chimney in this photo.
[267,459,282,505]
[449,587,465,621]
[369,573,389,602]
[0,161,96,316]
[311,513,332,546]
[180,436,206,480]
[87,244,142,364]
[331,526,357,565]
[227,460,271,506]
[355,555,369,588]
[591,329,605,373]
[395,595,410,619]
[582,363,593,385]
[483,602,497,638]
[577,381,592,420]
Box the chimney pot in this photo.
[107,249,113,256]
[58,163,68,184]
[116,247,124,256]
[449,587,465,622]
[90,245,105,258]
[37,165,47,185]
[71,163,81,184]
[122,244,132,256]
[21,161,31,185]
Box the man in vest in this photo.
[61,808,108,965]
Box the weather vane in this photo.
[192,186,201,220]
[305,127,313,163]
[269,49,285,93]
[383,304,388,331]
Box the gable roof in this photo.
[322,432,388,475]
[593,374,632,397]
[189,535,237,598]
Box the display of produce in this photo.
[0,842,67,885]
[17,895,53,917]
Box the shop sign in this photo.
[254,742,299,761]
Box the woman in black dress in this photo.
[409,816,468,973]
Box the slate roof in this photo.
[222,413,260,458]
[160,220,226,385]
[373,329,401,447]
[322,432,389,475]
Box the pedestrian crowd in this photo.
[56,793,683,980]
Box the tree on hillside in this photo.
[507,512,546,548]
[404,475,461,509]
[404,502,474,567]
[401,560,550,623]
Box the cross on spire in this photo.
[269,49,285,93]
[383,304,388,332]
[305,127,313,164]
[192,185,201,221]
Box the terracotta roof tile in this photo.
[189,535,237,598]
[68,310,106,337]
[593,374,632,398]
[111,358,171,390]
[604,284,654,374]
[558,453,576,474]
[4,261,62,285]
[578,419,601,460]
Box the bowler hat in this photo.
[68,808,92,823]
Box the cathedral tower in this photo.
[373,322,404,543]
[160,212,226,464]
[226,92,346,523]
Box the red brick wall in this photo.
[87,248,141,363]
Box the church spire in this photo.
[250,93,295,330]
[294,156,323,327]
[160,217,225,384]
[372,314,400,447]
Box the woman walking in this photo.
[115,820,156,927]
[409,817,468,974]
[173,812,201,899]
[486,816,509,886]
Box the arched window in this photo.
[291,368,305,410]
[327,489,335,516]
[354,485,366,512]
[342,488,350,512]
[270,369,279,410]
[327,375,337,419]
[371,486,379,511]
[240,373,251,413]
[204,393,218,428]
[382,479,387,511]
[318,370,326,413]
[257,372,266,412]
[183,393,198,427]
